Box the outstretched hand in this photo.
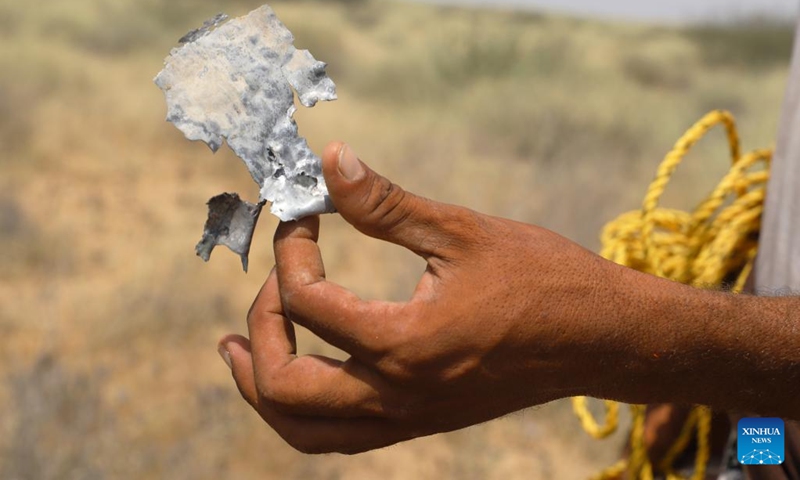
[216,142,694,453]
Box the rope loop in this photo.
[575,111,772,479]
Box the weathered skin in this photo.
[217,142,800,454]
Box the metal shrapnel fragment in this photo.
[178,13,229,44]
[195,193,263,273]
[154,4,337,270]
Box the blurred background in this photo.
[0,0,795,478]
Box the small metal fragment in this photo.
[178,13,229,44]
[195,193,263,272]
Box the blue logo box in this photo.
[738,417,785,465]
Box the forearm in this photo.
[592,267,800,418]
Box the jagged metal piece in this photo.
[154,5,337,269]
[178,13,229,44]
[196,193,263,272]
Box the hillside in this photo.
[0,0,792,478]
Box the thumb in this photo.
[321,141,470,258]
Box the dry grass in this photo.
[0,0,790,478]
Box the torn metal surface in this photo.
[154,4,337,270]
[178,13,229,44]
[196,193,263,272]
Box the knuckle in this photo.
[278,285,309,323]
[382,352,434,386]
[276,278,322,323]
[278,289,298,319]
[363,176,411,231]
[283,433,328,455]
[255,387,276,411]
[375,307,482,387]
[378,315,437,384]
[256,373,295,414]
[359,302,412,357]
[376,342,412,381]
[246,300,266,327]
[379,354,414,384]
[373,331,410,380]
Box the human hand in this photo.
[217,142,674,454]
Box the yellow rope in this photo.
[573,110,772,480]
[572,397,620,439]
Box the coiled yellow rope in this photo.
[572,110,772,480]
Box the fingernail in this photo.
[338,144,365,181]
[217,343,232,370]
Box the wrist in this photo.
[579,265,720,404]
[584,270,799,418]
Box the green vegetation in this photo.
[685,16,795,68]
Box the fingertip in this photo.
[217,343,232,369]
[218,334,251,366]
[323,141,346,167]
[322,141,368,188]
[219,333,249,348]
[218,334,259,408]
[338,144,366,182]
[274,216,320,244]
[321,141,346,185]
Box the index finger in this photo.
[274,216,405,361]
[243,267,402,419]
[247,266,296,369]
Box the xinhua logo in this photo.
[738,418,785,465]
